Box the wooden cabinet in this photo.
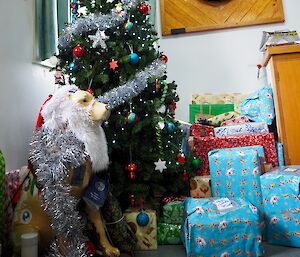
[263,45,300,165]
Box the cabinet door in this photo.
[271,54,300,164]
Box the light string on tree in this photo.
[97,59,166,108]
[155,123,164,157]
[160,81,169,104]
[59,0,138,48]
[29,129,89,257]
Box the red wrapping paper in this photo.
[191,124,215,137]
[194,133,278,175]
[161,196,187,205]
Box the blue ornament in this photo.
[136,211,149,227]
[166,121,175,133]
[68,61,78,72]
[129,53,139,64]
[125,21,134,31]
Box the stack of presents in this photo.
[180,86,300,256]
[123,86,300,256]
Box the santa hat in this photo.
[35,95,53,129]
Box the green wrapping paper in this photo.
[162,201,184,224]
[189,104,234,123]
[157,223,182,245]
[0,150,5,243]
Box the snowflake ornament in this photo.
[154,159,166,173]
[88,30,109,49]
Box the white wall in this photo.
[0,0,53,170]
[157,0,300,122]
[0,0,299,170]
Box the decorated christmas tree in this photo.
[57,0,198,210]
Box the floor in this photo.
[134,244,300,257]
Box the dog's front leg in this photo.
[86,203,120,257]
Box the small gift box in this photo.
[124,209,157,250]
[189,176,211,198]
[157,223,182,245]
[207,111,240,126]
[209,146,265,211]
[214,122,269,137]
[261,166,300,247]
[240,87,275,125]
[191,92,249,112]
[181,197,264,257]
[189,104,234,123]
[162,201,184,225]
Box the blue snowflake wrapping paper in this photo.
[261,166,300,247]
[181,197,264,257]
[209,146,265,212]
[240,87,275,125]
[214,122,269,137]
[276,142,285,166]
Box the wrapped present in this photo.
[214,122,269,137]
[4,167,30,254]
[240,87,275,125]
[193,133,278,175]
[209,146,265,211]
[221,115,249,126]
[124,209,157,250]
[191,124,214,137]
[181,197,264,257]
[189,104,234,123]
[276,142,285,166]
[191,92,249,111]
[207,111,240,126]
[190,176,211,198]
[261,166,300,247]
[162,201,184,224]
[157,223,182,245]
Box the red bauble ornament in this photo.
[170,102,177,110]
[177,153,185,164]
[139,3,151,15]
[127,162,137,172]
[160,54,168,63]
[128,171,136,180]
[183,171,189,182]
[87,88,94,95]
[73,45,85,58]
[86,241,97,256]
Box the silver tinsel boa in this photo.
[29,128,89,257]
[59,0,138,48]
[98,59,167,108]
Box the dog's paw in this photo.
[104,246,120,257]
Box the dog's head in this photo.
[41,85,110,172]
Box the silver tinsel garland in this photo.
[98,59,166,108]
[59,0,138,48]
[29,128,89,257]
